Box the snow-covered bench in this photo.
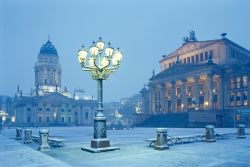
[215,132,235,140]
[31,135,39,142]
[32,134,65,147]
[48,137,65,147]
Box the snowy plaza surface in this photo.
[0,127,250,167]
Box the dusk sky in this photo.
[1,0,250,102]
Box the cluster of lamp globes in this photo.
[77,37,123,70]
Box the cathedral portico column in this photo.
[160,83,166,113]
[171,81,176,112]
[218,76,223,110]
[207,73,214,110]
[194,76,200,104]
[181,79,187,112]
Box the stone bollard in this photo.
[205,125,216,142]
[237,124,246,139]
[38,129,50,151]
[15,128,23,140]
[155,128,169,150]
[24,129,33,144]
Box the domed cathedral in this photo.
[34,40,62,96]
[11,39,96,127]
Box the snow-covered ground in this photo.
[0,127,250,167]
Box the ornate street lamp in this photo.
[77,37,123,152]
[0,110,8,132]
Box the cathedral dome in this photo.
[39,40,58,56]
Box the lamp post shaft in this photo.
[97,79,104,117]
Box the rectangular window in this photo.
[236,77,241,89]
[230,78,235,89]
[187,57,190,63]
[195,54,199,62]
[243,75,248,88]
[46,108,50,112]
[27,108,31,111]
[236,92,241,106]
[191,56,195,63]
[38,108,42,111]
[68,109,71,112]
[27,117,30,123]
[176,87,181,96]
[205,52,208,60]
[61,108,64,112]
[61,117,64,123]
[85,112,89,119]
[184,58,187,64]
[200,53,204,61]
[68,117,71,123]
[209,50,213,59]
[47,117,50,123]
[230,92,235,107]
[39,117,42,123]
[169,63,172,68]
[187,98,192,108]
[243,91,248,106]
[167,101,171,112]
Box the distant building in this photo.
[11,39,96,126]
[140,33,250,127]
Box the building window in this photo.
[68,109,71,112]
[236,92,241,106]
[46,108,50,112]
[191,56,195,63]
[46,117,50,123]
[243,91,248,106]
[27,117,30,123]
[38,108,42,111]
[209,50,213,59]
[39,117,42,123]
[27,108,31,111]
[167,100,171,112]
[44,79,47,85]
[205,52,208,60]
[195,54,199,62]
[200,53,204,61]
[61,117,65,123]
[187,57,190,63]
[169,63,172,68]
[230,93,235,107]
[236,77,241,89]
[85,112,89,119]
[61,108,64,112]
[199,96,204,109]
[187,98,192,108]
[68,117,71,123]
[243,75,248,88]
[184,58,187,64]
[230,78,235,89]
[176,87,181,96]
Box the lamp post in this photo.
[0,110,8,132]
[77,37,123,152]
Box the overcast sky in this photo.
[1,0,250,102]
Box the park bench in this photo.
[146,134,204,146]
[215,132,235,140]
[48,137,65,147]
[32,134,65,147]
[171,134,204,144]
[31,135,39,142]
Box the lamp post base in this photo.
[82,138,120,153]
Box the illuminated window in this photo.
[230,78,235,89]
[230,92,235,107]
[236,92,241,106]
[236,77,241,89]
[243,75,248,88]
[243,91,248,106]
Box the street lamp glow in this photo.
[77,37,123,152]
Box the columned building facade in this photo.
[140,34,250,127]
